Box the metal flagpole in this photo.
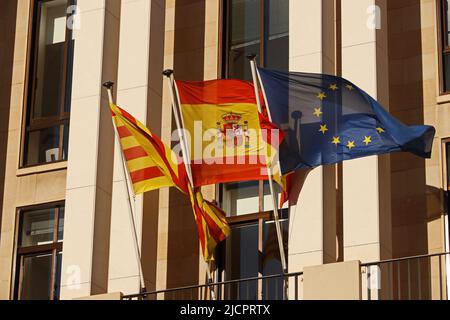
[247,55,287,274]
[162,70,217,300]
[102,81,147,295]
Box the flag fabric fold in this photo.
[110,103,229,261]
[257,68,436,174]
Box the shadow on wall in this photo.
[387,0,438,258]
[165,0,206,297]
[0,0,18,242]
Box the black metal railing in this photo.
[122,252,449,300]
[361,252,450,300]
[122,272,303,300]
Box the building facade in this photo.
[0,0,449,300]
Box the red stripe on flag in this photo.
[176,79,262,105]
[202,207,227,243]
[118,108,138,127]
[117,126,132,138]
[123,146,147,161]
[130,167,165,184]
[115,104,184,189]
[190,161,269,187]
[193,204,207,258]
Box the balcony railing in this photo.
[122,272,303,300]
[362,252,449,300]
[122,252,449,300]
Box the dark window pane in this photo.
[262,218,288,300]
[25,125,61,165]
[64,39,75,113]
[20,254,52,300]
[225,223,259,299]
[447,142,450,189]
[265,35,289,71]
[58,207,64,242]
[62,123,69,160]
[53,252,63,300]
[230,0,260,46]
[443,53,450,92]
[265,0,289,71]
[20,208,56,248]
[228,43,260,80]
[228,0,261,80]
[33,0,68,119]
[445,0,450,46]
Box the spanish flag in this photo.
[110,103,229,261]
[176,79,283,186]
[176,79,289,206]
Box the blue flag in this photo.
[258,68,436,175]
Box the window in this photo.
[218,0,289,296]
[217,211,289,299]
[446,142,450,190]
[22,0,75,167]
[445,141,450,214]
[14,203,64,300]
[439,0,450,93]
[223,0,289,80]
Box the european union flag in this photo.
[257,68,436,175]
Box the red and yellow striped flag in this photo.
[110,103,229,261]
[188,185,230,261]
[110,103,187,194]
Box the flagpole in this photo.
[162,70,217,300]
[102,81,147,296]
[247,55,287,274]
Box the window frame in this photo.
[20,0,75,168]
[221,0,267,79]
[13,201,65,301]
[444,138,450,192]
[437,0,450,95]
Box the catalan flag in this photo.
[110,102,187,194]
[110,103,229,261]
[188,184,230,261]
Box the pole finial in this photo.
[162,69,174,77]
[246,53,257,61]
[102,81,115,89]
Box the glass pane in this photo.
[228,0,261,80]
[20,253,52,300]
[265,0,289,71]
[64,39,75,113]
[230,0,260,46]
[222,181,260,216]
[20,208,56,247]
[53,252,63,300]
[62,123,69,161]
[25,125,61,166]
[262,218,288,300]
[444,54,450,92]
[445,0,450,45]
[33,0,68,119]
[225,223,259,299]
[447,142,450,189]
[58,207,65,241]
